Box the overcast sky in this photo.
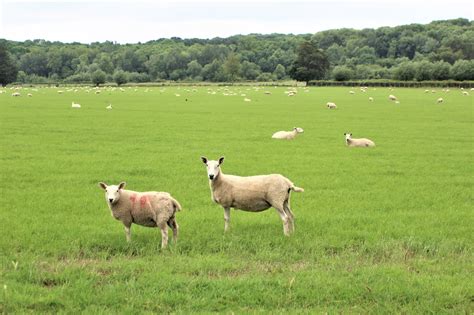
[0,0,472,43]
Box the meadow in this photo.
[0,85,472,313]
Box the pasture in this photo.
[0,85,472,313]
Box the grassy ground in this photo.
[0,86,472,313]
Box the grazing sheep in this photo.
[106,103,112,110]
[11,92,20,97]
[57,90,64,94]
[388,95,397,101]
[264,91,272,95]
[349,90,355,94]
[98,182,181,248]
[462,91,469,96]
[344,133,375,147]
[369,97,374,102]
[327,102,337,109]
[27,93,33,97]
[437,98,444,104]
[424,89,430,93]
[200,157,303,236]
[272,127,304,140]
[244,98,251,102]
[71,102,81,108]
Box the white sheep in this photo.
[349,90,355,94]
[98,182,181,248]
[462,91,469,96]
[327,102,337,109]
[388,95,397,101]
[437,98,444,104]
[200,157,303,236]
[369,97,374,102]
[244,98,251,102]
[71,102,81,108]
[27,93,33,97]
[264,91,272,95]
[11,92,20,97]
[106,104,112,110]
[344,132,375,147]
[272,127,304,140]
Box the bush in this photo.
[332,66,353,81]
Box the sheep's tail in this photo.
[291,186,304,193]
[170,197,182,211]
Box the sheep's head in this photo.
[201,156,224,181]
[294,127,304,133]
[344,133,352,141]
[98,182,126,205]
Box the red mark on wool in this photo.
[130,194,137,207]
[139,195,148,208]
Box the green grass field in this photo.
[0,85,472,313]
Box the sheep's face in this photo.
[201,156,224,181]
[344,133,352,141]
[294,127,304,133]
[99,182,126,205]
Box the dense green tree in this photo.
[289,40,330,83]
[273,64,286,80]
[186,60,203,79]
[240,61,261,80]
[91,69,106,86]
[113,70,128,86]
[450,60,474,80]
[223,53,241,81]
[332,65,353,81]
[394,62,416,80]
[431,61,451,80]
[414,60,434,81]
[0,43,18,86]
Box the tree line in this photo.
[0,18,473,86]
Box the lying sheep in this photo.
[388,95,397,101]
[327,102,337,109]
[369,97,374,102]
[349,90,355,94]
[244,98,251,102]
[11,92,20,97]
[106,103,112,110]
[437,98,444,104]
[98,182,181,248]
[272,127,304,140]
[71,102,81,108]
[200,157,304,236]
[27,93,33,97]
[344,132,375,147]
[462,91,469,96]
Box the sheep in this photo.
[437,98,444,104]
[98,182,181,248]
[11,92,20,97]
[388,95,397,101]
[272,127,304,140]
[327,102,337,109]
[264,91,272,95]
[200,157,303,236]
[106,103,113,110]
[349,90,355,94]
[424,89,430,93]
[27,93,33,97]
[462,91,469,96]
[57,90,64,94]
[244,98,251,102]
[71,102,81,108]
[344,132,375,147]
[369,97,374,102]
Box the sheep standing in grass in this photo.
[388,95,397,101]
[106,103,112,110]
[437,98,444,104]
[200,157,304,236]
[327,102,337,109]
[11,92,20,97]
[98,182,181,248]
[462,91,469,96]
[369,97,374,102]
[344,133,375,147]
[272,127,304,140]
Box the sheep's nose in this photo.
[109,198,114,203]
[209,175,214,180]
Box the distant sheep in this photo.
[369,97,374,102]
[200,157,303,235]
[326,102,337,109]
[106,104,112,110]
[11,92,20,97]
[349,90,355,94]
[98,182,181,248]
[272,127,304,140]
[244,98,251,102]
[71,102,81,108]
[388,95,397,101]
[437,98,444,104]
[344,132,375,147]
[462,91,469,96]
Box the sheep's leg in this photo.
[159,223,169,249]
[275,207,290,236]
[283,200,295,233]
[167,217,179,244]
[224,207,231,232]
[124,224,131,242]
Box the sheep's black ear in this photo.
[201,156,208,164]
[350,133,352,136]
[218,156,225,165]
[344,133,346,135]
[118,182,126,190]
[98,182,107,190]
